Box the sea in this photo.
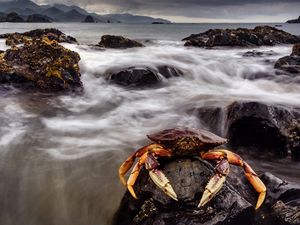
[0,22,299,225]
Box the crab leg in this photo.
[145,153,178,201]
[201,149,266,209]
[198,158,229,207]
[118,143,165,186]
[119,143,175,200]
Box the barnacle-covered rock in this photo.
[183,26,300,48]
[0,28,77,46]
[0,38,82,92]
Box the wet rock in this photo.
[260,172,300,225]
[97,35,144,48]
[113,158,255,225]
[292,43,300,56]
[107,66,183,87]
[157,65,183,78]
[242,50,277,57]
[0,28,77,46]
[183,26,300,48]
[275,43,300,74]
[26,14,52,23]
[108,67,162,87]
[196,102,300,159]
[0,38,82,92]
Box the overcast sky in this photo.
[27,0,300,22]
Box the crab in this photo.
[119,127,266,209]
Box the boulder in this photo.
[183,26,300,48]
[108,67,162,87]
[113,157,256,225]
[0,38,82,92]
[97,35,144,48]
[275,43,300,74]
[259,172,300,225]
[0,28,77,46]
[26,14,52,23]
[195,102,300,159]
[107,66,183,87]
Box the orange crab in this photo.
[119,127,266,209]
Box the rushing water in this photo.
[0,23,300,225]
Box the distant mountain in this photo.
[0,0,39,12]
[101,13,171,24]
[0,0,172,23]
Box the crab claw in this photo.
[149,169,178,201]
[198,173,226,207]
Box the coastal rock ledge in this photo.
[0,38,82,92]
[182,26,300,48]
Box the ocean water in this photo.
[0,23,299,225]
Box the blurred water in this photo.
[0,23,299,225]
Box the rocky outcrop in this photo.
[0,38,82,92]
[82,15,96,23]
[0,28,77,46]
[183,26,300,48]
[275,43,300,74]
[286,16,300,23]
[195,101,300,160]
[107,66,183,87]
[113,158,256,225]
[97,35,144,48]
[113,157,300,225]
[259,172,300,225]
[26,14,52,23]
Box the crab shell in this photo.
[147,127,227,155]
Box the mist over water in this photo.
[0,23,300,225]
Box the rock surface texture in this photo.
[96,35,144,48]
[0,28,77,46]
[113,158,256,225]
[196,101,300,159]
[275,43,300,74]
[183,26,300,47]
[0,38,82,92]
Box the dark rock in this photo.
[292,43,300,56]
[196,102,300,159]
[107,66,183,87]
[183,26,300,48]
[242,50,277,57]
[26,14,52,23]
[0,28,77,46]
[0,38,82,92]
[108,67,162,87]
[275,43,300,74]
[82,15,96,23]
[113,158,256,225]
[286,16,300,24]
[157,65,183,78]
[97,35,144,49]
[260,172,300,225]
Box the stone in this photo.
[183,26,300,48]
[0,38,82,92]
[97,35,144,48]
